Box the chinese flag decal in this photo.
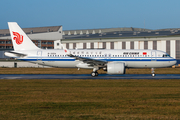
[64,49,67,53]
[13,32,23,45]
[143,52,147,55]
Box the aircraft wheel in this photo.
[95,72,99,76]
[151,68,155,77]
[91,72,96,77]
[152,73,155,77]
[91,72,98,77]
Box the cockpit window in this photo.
[162,54,170,57]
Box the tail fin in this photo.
[8,22,39,51]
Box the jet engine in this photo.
[106,62,126,74]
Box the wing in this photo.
[68,54,107,67]
[61,44,107,67]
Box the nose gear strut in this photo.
[151,68,155,77]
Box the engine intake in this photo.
[107,62,125,74]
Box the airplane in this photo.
[4,22,177,77]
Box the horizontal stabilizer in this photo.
[4,51,27,57]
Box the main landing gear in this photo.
[151,68,155,77]
[91,71,99,77]
[91,67,99,77]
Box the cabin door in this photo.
[151,51,156,61]
[37,51,42,61]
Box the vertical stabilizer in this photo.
[8,22,40,50]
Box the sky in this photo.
[1,0,180,30]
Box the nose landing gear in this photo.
[151,68,155,77]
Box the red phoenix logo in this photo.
[13,32,23,45]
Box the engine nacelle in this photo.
[107,62,125,74]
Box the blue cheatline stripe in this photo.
[19,59,76,61]
[19,58,176,62]
[28,56,173,59]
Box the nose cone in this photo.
[171,59,177,66]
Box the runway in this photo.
[0,74,180,79]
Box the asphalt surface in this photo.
[0,74,180,79]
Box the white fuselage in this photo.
[7,49,176,68]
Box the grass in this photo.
[0,68,180,119]
[0,67,180,74]
[1,79,180,119]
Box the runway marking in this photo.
[2,77,22,79]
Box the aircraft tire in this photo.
[95,72,99,76]
[91,72,96,77]
[91,72,98,77]
[152,73,155,77]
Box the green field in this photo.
[0,68,180,119]
[1,79,180,120]
[0,67,180,74]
